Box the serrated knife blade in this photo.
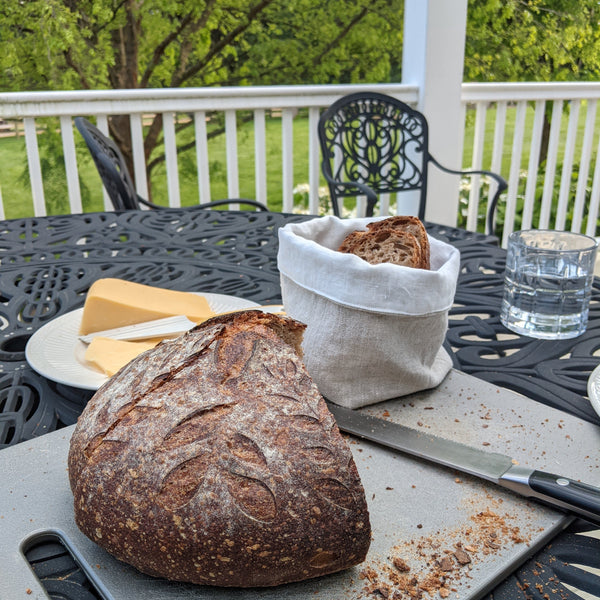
[326,401,600,525]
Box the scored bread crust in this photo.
[366,216,430,269]
[338,228,422,268]
[68,310,371,588]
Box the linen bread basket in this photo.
[277,216,460,409]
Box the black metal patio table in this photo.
[0,207,598,599]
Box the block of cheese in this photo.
[84,337,159,377]
[79,278,214,335]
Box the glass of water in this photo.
[500,230,598,340]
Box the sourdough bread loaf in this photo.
[68,310,371,587]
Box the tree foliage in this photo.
[0,0,403,92]
[465,0,600,166]
[0,0,402,191]
[3,0,598,205]
[465,0,600,82]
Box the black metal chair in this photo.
[74,117,268,212]
[317,92,507,234]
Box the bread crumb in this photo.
[392,557,410,572]
[439,556,454,571]
[363,506,529,598]
[453,548,471,565]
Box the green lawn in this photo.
[0,135,34,219]
[146,113,313,212]
[0,114,316,218]
[1,103,599,222]
[461,100,600,175]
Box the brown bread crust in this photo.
[68,310,371,587]
[366,216,430,269]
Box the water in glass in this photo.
[500,230,598,340]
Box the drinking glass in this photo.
[500,229,598,340]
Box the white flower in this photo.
[292,183,310,195]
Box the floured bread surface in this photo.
[68,310,371,587]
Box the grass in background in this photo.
[462,101,600,175]
[461,101,600,233]
[147,112,311,212]
[0,135,33,219]
[0,113,310,218]
[1,102,600,224]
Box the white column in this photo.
[402,0,468,227]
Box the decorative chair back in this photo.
[75,117,269,213]
[75,117,140,211]
[318,92,430,219]
[318,92,507,234]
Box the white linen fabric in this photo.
[277,216,461,408]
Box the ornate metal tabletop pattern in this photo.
[0,208,598,600]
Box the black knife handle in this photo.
[528,470,600,525]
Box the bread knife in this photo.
[326,401,600,525]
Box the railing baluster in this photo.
[308,107,321,215]
[282,108,294,213]
[502,100,527,246]
[194,110,211,205]
[23,117,46,217]
[254,109,267,208]
[466,101,487,231]
[356,196,366,217]
[333,146,343,215]
[130,113,148,202]
[522,100,545,230]
[572,99,597,234]
[94,115,113,211]
[586,134,600,238]
[539,100,563,229]
[162,112,181,208]
[225,109,239,208]
[555,100,580,230]
[490,101,507,174]
[60,115,83,214]
[379,193,391,216]
[489,100,507,231]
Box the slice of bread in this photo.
[338,228,422,267]
[338,230,367,254]
[366,216,430,269]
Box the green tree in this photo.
[466,0,600,83]
[0,0,403,194]
[465,0,600,162]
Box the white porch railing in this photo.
[1,82,600,245]
[0,84,418,220]
[462,82,600,246]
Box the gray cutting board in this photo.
[2,370,599,600]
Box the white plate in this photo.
[587,363,600,418]
[25,293,260,391]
